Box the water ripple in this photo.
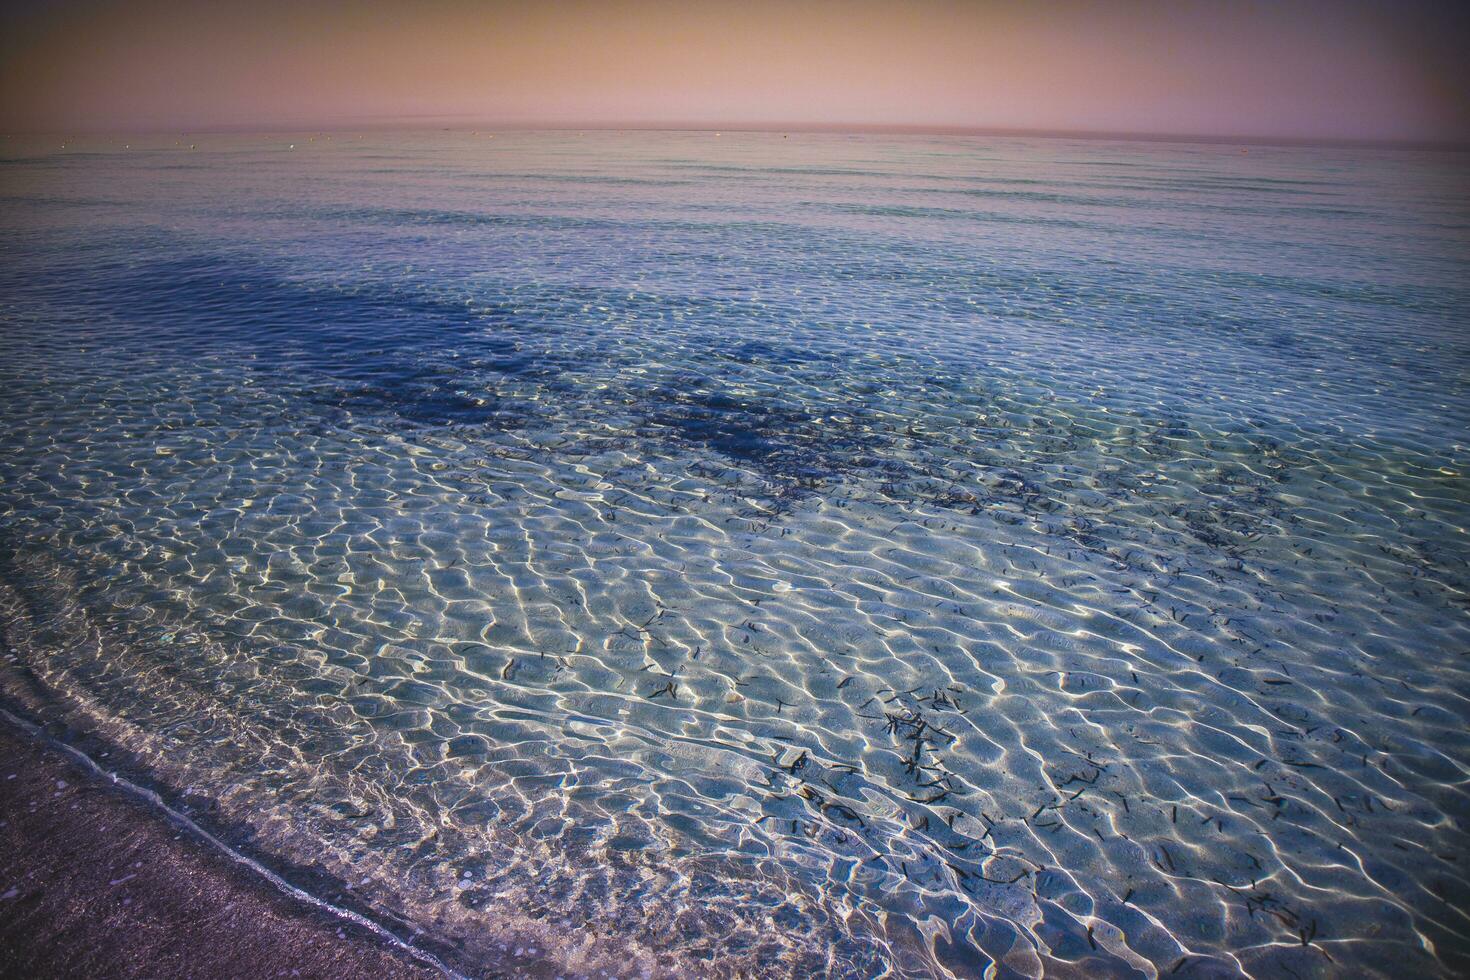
[1,131,1467,978]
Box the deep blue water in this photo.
[1,131,1468,978]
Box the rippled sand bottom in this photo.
[1,338,1466,979]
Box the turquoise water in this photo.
[1,131,1467,978]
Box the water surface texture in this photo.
[1,132,1468,978]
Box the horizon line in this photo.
[6,119,1469,152]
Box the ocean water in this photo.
[0,130,1467,978]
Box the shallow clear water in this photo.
[1,131,1467,978]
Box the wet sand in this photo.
[0,719,442,980]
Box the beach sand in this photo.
[0,719,442,980]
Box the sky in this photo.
[1,0,1467,142]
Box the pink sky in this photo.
[2,0,1466,141]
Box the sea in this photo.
[1,130,1467,978]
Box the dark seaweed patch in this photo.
[643,376,887,492]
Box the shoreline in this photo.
[0,713,448,980]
